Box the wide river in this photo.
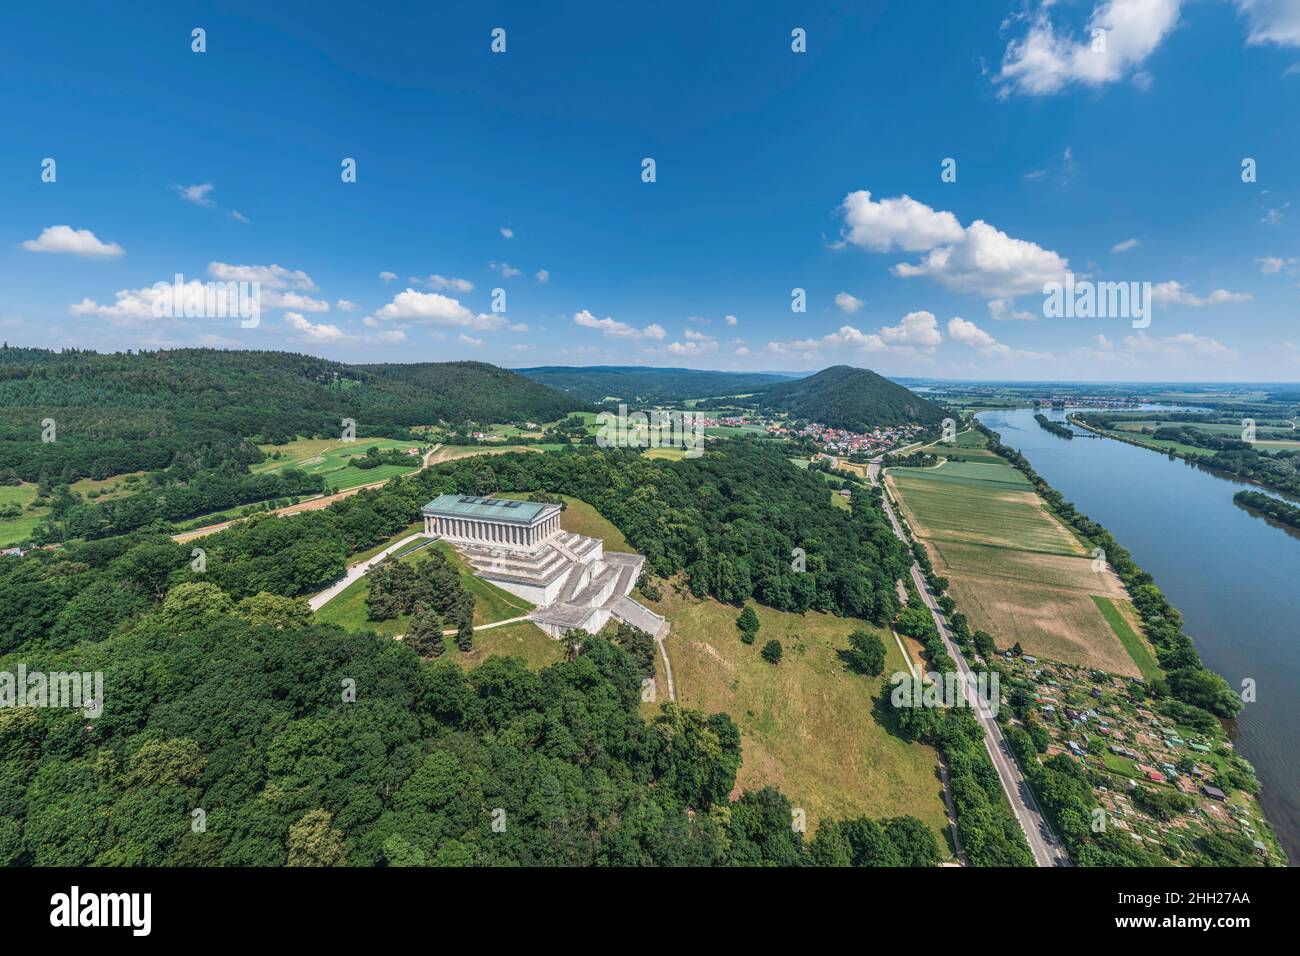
[977,407,1300,863]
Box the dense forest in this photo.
[516,365,796,404]
[0,445,937,866]
[0,347,583,482]
[758,366,945,430]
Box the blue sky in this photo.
[1,0,1297,380]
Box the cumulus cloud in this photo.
[1235,0,1300,46]
[835,292,864,313]
[372,289,505,329]
[947,317,1051,361]
[500,227,514,238]
[490,260,522,278]
[987,298,1037,321]
[838,191,1068,300]
[724,314,738,326]
[536,269,550,284]
[379,271,397,282]
[337,299,357,312]
[766,311,944,359]
[1150,281,1252,307]
[573,309,666,340]
[996,0,1183,97]
[1111,237,1140,253]
[207,262,316,291]
[285,311,348,342]
[22,225,124,259]
[839,191,964,252]
[417,274,474,293]
[264,291,330,312]
[458,333,484,346]
[891,219,1069,299]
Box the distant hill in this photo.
[0,347,584,481]
[516,365,799,404]
[757,365,945,429]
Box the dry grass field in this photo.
[641,585,953,847]
[886,460,1153,678]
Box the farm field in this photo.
[644,446,687,461]
[254,436,422,491]
[314,539,534,637]
[887,460,1153,678]
[915,429,1001,460]
[641,586,952,847]
[427,444,562,464]
[887,470,1081,554]
[0,471,151,546]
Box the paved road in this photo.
[308,532,430,611]
[870,460,1068,868]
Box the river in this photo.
[977,406,1300,863]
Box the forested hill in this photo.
[0,347,584,480]
[758,366,945,429]
[516,365,798,403]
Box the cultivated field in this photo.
[888,467,1081,555]
[254,436,421,491]
[887,458,1153,678]
[641,586,953,848]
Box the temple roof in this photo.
[420,494,558,525]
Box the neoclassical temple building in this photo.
[421,494,562,550]
[420,494,666,639]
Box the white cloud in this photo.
[987,298,1037,321]
[173,183,216,207]
[1111,237,1140,253]
[379,271,397,282]
[458,333,484,346]
[509,322,529,332]
[336,299,357,312]
[880,310,943,350]
[1256,255,1295,273]
[285,311,348,342]
[418,274,474,293]
[947,316,1051,361]
[724,314,738,326]
[1235,0,1300,46]
[371,329,406,343]
[230,210,250,224]
[573,309,666,340]
[835,292,864,313]
[500,227,514,238]
[667,336,719,356]
[21,225,124,259]
[766,311,943,358]
[996,0,1183,97]
[490,260,522,278]
[207,262,316,291]
[839,191,964,252]
[1151,281,1252,307]
[536,269,550,284]
[263,291,329,312]
[373,289,506,329]
[891,219,1069,298]
[1124,329,1234,356]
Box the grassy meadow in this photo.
[254,436,422,491]
[640,585,953,849]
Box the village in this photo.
[999,653,1283,865]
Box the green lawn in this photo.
[314,540,533,637]
[1093,596,1162,682]
[0,484,45,547]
